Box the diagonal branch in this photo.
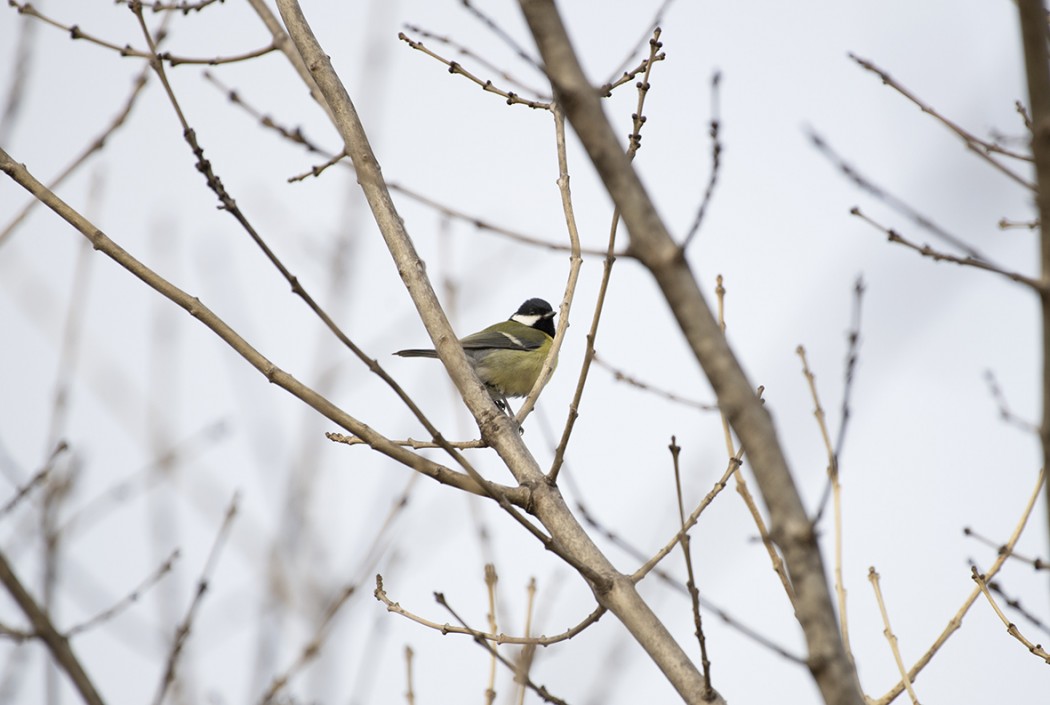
[272,4,727,704]
[517,2,862,704]
[0,550,105,705]
[0,147,525,508]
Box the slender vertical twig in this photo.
[547,29,663,481]
[668,437,713,698]
[797,346,852,663]
[868,568,920,705]
[484,564,499,705]
[152,494,239,705]
[404,646,415,705]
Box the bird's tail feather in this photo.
[393,349,438,358]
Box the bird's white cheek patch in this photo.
[512,313,541,327]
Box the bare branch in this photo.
[389,181,614,255]
[434,591,568,705]
[0,442,67,521]
[0,550,105,705]
[402,22,548,98]
[668,437,714,698]
[868,568,921,705]
[810,129,991,261]
[375,574,605,647]
[67,550,180,638]
[849,53,1035,187]
[548,30,663,482]
[797,346,852,663]
[963,526,1049,571]
[9,1,275,66]
[591,351,717,411]
[398,31,551,110]
[0,63,151,250]
[851,207,1041,289]
[519,2,858,702]
[872,468,1045,704]
[682,70,723,249]
[971,566,1050,664]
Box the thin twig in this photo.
[548,28,664,482]
[963,526,1049,570]
[833,277,864,481]
[669,437,714,698]
[389,181,613,255]
[999,216,1039,230]
[809,129,992,261]
[115,0,224,13]
[434,592,567,705]
[461,0,545,75]
[850,207,1041,290]
[9,1,275,65]
[873,468,1046,704]
[850,53,1034,185]
[58,420,228,537]
[403,22,548,98]
[603,0,674,84]
[971,566,1050,663]
[869,568,921,705]
[591,351,717,411]
[985,578,1050,636]
[288,151,347,182]
[514,578,538,705]
[258,581,358,704]
[514,103,582,425]
[326,432,487,450]
[983,370,1040,433]
[0,442,67,521]
[633,455,739,585]
[127,2,486,484]
[534,407,791,666]
[714,280,794,602]
[597,51,667,97]
[0,65,151,250]
[484,565,499,705]
[682,70,723,249]
[796,346,852,662]
[0,551,105,705]
[375,574,605,647]
[67,550,180,637]
[152,494,239,705]
[398,31,551,110]
[202,71,329,154]
[814,277,866,523]
[0,0,40,144]
[0,149,534,516]
[404,646,415,705]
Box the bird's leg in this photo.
[486,387,524,434]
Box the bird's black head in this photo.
[511,298,556,338]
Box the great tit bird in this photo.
[395,298,557,410]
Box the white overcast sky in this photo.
[0,1,1045,704]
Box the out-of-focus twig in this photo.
[0,550,105,705]
[152,495,239,705]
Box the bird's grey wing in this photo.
[459,328,543,351]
